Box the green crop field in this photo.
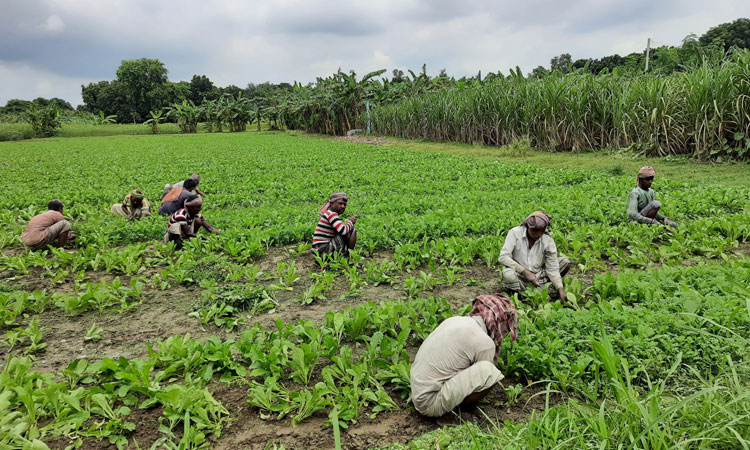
[0,132,749,449]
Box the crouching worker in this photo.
[111,190,151,220]
[159,178,198,215]
[627,166,677,228]
[163,195,220,249]
[411,294,518,424]
[312,192,357,256]
[499,210,569,302]
[21,199,76,250]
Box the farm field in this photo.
[1,131,749,449]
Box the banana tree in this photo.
[143,109,163,134]
[165,100,200,133]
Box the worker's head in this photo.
[522,210,551,240]
[184,195,202,215]
[183,178,198,191]
[329,192,348,214]
[48,199,64,212]
[190,173,200,185]
[468,294,519,355]
[130,190,144,207]
[637,166,655,190]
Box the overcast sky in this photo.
[1,0,747,106]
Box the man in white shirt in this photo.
[498,211,569,302]
[410,294,518,423]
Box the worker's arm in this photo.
[627,191,656,224]
[543,237,565,295]
[498,229,526,273]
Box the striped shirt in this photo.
[168,208,203,229]
[313,209,353,248]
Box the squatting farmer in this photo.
[21,199,76,250]
[499,210,569,302]
[410,294,518,424]
[312,191,358,256]
[159,178,199,216]
[111,189,151,220]
[163,195,220,249]
[627,166,678,228]
[163,173,204,198]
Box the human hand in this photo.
[665,219,678,228]
[213,229,221,236]
[521,269,540,287]
[350,214,358,224]
[558,287,568,303]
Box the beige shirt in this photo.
[410,316,495,405]
[21,210,64,245]
[498,225,563,290]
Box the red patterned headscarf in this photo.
[469,294,519,355]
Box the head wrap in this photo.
[130,190,144,200]
[184,196,203,207]
[637,166,656,185]
[319,192,349,217]
[521,210,552,231]
[468,294,519,355]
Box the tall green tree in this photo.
[699,18,750,51]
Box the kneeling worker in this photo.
[312,191,358,255]
[21,199,76,250]
[163,195,220,249]
[111,190,151,220]
[499,210,569,302]
[410,294,518,423]
[627,166,677,227]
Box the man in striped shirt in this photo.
[163,195,220,249]
[313,192,358,255]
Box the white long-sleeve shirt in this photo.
[498,225,563,290]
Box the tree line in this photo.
[1,18,748,139]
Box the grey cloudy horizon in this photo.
[1,0,747,106]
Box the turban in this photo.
[329,192,348,202]
[130,190,144,200]
[319,191,349,217]
[521,210,552,230]
[637,166,656,184]
[468,294,519,355]
[184,196,203,207]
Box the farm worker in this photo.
[159,178,199,216]
[21,199,76,250]
[163,195,220,249]
[499,210,570,302]
[411,294,518,423]
[111,190,151,220]
[163,173,204,198]
[312,191,358,255]
[627,166,678,227]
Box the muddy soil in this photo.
[1,246,564,450]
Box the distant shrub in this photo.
[26,104,62,138]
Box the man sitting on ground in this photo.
[163,195,220,249]
[312,191,358,256]
[627,166,678,228]
[163,173,204,198]
[159,178,198,216]
[111,190,151,220]
[411,294,518,424]
[499,210,569,302]
[21,199,76,250]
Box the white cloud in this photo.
[37,14,65,34]
[0,0,747,106]
[0,60,93,105]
